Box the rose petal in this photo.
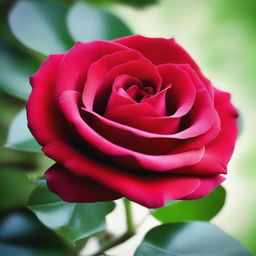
[105,85,181,134]
[201,89,238,167]
[171,113,221,156]
[157,64,197,117]
[180,64,206,90]
[85,60,163,114]
[59,90,204,171]
[105,75,141,112]
[183,175,225,199]
[169,89,238,176]
[87,108,180,154]
[87,88,216,155]
[111,115,180,134]
[43,141,201,208]
[55,41,128,98]
[27,54,67,146]
[141,85,172,116]
[115,35,214,97]
[82,49,147,111]
[104,102,160,122]
[175,89,216,138]
[45,164,121,202]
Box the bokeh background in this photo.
[0,0,255,255]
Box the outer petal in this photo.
[172,114,221,154]
[42,141,201,208]
[203,89,239,167]
[45,164,121,202]
[170,89,238,176]
[180,64,206,90]
[55,41,128,98]
[115,35,213,97]
[27,54,67,146]
[26,42,131,147]
[183,175,225,199]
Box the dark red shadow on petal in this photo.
[45,164,121,202]
[43,141,202,208]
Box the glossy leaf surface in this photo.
[135,222,252,256]
[151,186,226,222]
[28,180,116,242]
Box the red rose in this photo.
[27,35,238,208]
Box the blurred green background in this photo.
[0,0,255,255]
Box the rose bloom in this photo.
[27,35,238,208]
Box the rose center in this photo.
[125,85,153,102]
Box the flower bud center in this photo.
[126,85,153,102]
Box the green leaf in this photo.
[116,0,158,8]
[0,169,35,211]
[28,180,116,242]
[151,186,226,223]
[0,44,38,100]
[67,2,132,42]
[5,108,41,152]
[0,0,6,7]
[135,221,252,256]
[81,0,158,8]
[0,209,72,256]
[8,0,74,55]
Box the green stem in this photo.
[91,199,136,256]
[123,198,136,235]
